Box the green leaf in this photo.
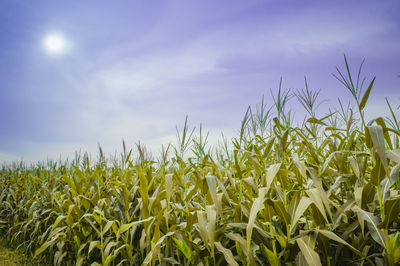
[142,231,174,265]
[226,232,247,255]
[315,229,361,255]
[88,241,101,256]
[206,205,217,257]
[290,197,312,233]
[162,257,180,265]
[296,237,322,266]
[267,199,291,226]
[387,150,400,164]
[34,240,52,258]
[353,206,386,248]
[306,188,328,223]
[348,156,360,179]
[380,178,391,203]
[247,188,268,253]
[197,211,208,246]
[375,117,393,149]
[215,241,239,266]
[387,233,400,264]
[34,232,64,258]
[362,182,376,207]
[359,77,375,111]
[306,117,327,126]
[51,215,66,232]
[117,217,153,238]
[266,163,281,192]
[367,125,389,174]
[390,164,400,185]
[293,158,307,180]
[165,173,173,202]
[233,150,243,179]
[378,198,400,229]
[320,151,339,175]
[173,237,192,260]
[102,220,115,236]
[103,241,118,259]
[264,245,280,266]
[206,175,220,213]
[103,253,113,266]
[226,232,256,264]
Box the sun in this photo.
[42,34,67,54]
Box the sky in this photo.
[0,0,399,164]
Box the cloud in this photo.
[1,0,399,163]
[52,0,399,149]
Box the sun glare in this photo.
[43,34,67,54]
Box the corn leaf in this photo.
[247,187,268,253]
[378,198,400,229]
[290,196,312,233]
[296,237,322,266]
[359,77,375,111]
[215,241,239,266]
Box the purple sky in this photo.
[1,0,399,163]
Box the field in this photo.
[0,58,399,265]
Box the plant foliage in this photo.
[1,57,399,265]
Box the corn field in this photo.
[1,57,399,265]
